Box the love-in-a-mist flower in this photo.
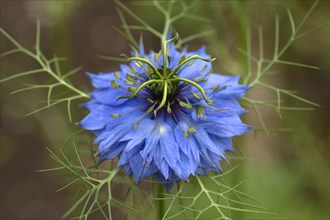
[80,36,251,190]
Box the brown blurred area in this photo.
[0,1,329,220]
[0,1,135,219]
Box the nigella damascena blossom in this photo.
[80,37,251,190]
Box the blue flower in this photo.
[80,38,251,190]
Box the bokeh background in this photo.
[1,1,329,219]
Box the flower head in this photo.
[80,37,251,190]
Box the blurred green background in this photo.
[1,1,329,219]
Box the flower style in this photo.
[80,37,251,190]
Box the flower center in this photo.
[117,37,216,118]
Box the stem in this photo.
[157,183,165,220]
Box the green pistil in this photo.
[166,55,215,79]
[170,78,214,104]
[153,82,168,117]
[162,33,179,78]
[117,79,162,100]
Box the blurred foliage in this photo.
[1,0,329,219]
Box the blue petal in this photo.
[79,104,112,130]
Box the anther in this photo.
[177,99,193,110]
[111,80,119,88]
[128,87,136,92]
[212,85,220,90]
[187,61,195,66]
[114,72,121,79]
[167,102,172,113]
[188,127,197,133]
[111,114,121,118]
[178,54,186,64]
[193,77,207,82]
[200,65,207,71]
[135,61,142,67]
[130,66,138,73]
[191,91,201,100]
[126,73,135,79]
[124,80,135,86]
[146,103,157,113]
[196,106,205,118]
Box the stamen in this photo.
[126,73,135,80]
[114,72,121,79]
[167,101,172,113]
[188,127,197,134]
[193,77,207,82]
[130,66,138,73]
[111,114,121,118]
[177,98,193,110]
[212,85,220,90]
[133,123,138,130]
[128,87,136,92]
[196,106,205,118]
[111,80,119,88]
[200,65,208,71]
[170,111,187,137]
[124,80,135,86]
[146,102,158,113]
[126,73,145,81]
[186,61,195,66]
[178,54,186,64]
[191,91,201,100]
[184,127,197,138]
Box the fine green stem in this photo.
[157,183,165,220]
